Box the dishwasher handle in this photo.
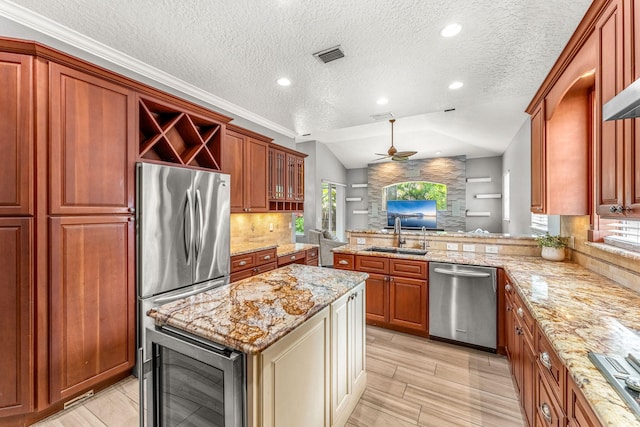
[433,267,491,278]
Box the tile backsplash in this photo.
[230,213,293,245]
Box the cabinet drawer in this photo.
[355,256,389,274]
[513,291,535,340]
[306,247,319,260]
[231,254,255,272]
[255,248,277,266]
[278,250,305,266]
[231,269,254,283]
[254,261,278,275]
[334,254,354,270]
[567,377,600,427]
[537,326,565,403]
[306,258,319,266]
[390,259,427,279]
[537,371,565,427]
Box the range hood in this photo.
[603,76,640,120]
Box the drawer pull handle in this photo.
[505,284,512,292]
[291,255,296,260]
[239,260,247,266]
[516,327,523,336]
[540,352,552,370]
[541,402,552,424]
[339,260,349,265]
[264,255,271,260]
[516,307,524,318]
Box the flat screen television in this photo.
[386,200,438,229]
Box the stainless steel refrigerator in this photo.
[136,162,231,369]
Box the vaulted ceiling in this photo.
[2,0,592,168]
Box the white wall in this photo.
[465,157,503,232]
[502,119,532,235]
[346,168,369,230]
[297,141,348,240]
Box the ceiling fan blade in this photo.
[394,150,417,157]
[374,153,390,156]
[391,155,410,161]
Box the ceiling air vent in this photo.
[313,45,345,64]
[370,112,394,121]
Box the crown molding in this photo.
[0,0,297,139]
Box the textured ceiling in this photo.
[5,0,592,168]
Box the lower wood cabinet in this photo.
[0,218,32,417]
[49,216,135,402]
[567,376,601,427]
[230,248,277,282]
[389,276,428,333]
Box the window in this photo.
[294,213,304,236]
[605,220,640,252]
[382,181,447,211]
[530,213,548,233]
[321,181,345,240]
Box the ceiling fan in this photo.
[373,119,418,162]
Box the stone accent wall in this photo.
[367,156,467,231]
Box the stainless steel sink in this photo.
[364,246,428,255]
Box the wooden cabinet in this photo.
[347,254,428,337]
[0,219,32,417]
[566,376,601,427]
[230,248,278,282]
[306,248,319,266]
[596,0,627,217]
[536,369,565,427]
[0,53,33,216]
[278,250,307,266]
[223,128,269,213]
[268,145,305,212]
[49,63,136,215]
[257,307,331,427]
[49,216,135,402]
[531,102,546,214]
[331,283,366,427]
[334,254,355,270]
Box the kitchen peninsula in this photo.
[147,264,368,427]
[332,244,640,426]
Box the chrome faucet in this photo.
[421,226,430,251]
[394,216,406,248]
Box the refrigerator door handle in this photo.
[195,189,203,263]
[184,189,194,265]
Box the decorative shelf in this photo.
[346,197,362,202]
[138,97,223,170]
[351,183,368,188]
[475,194,502,199]
[466,211,491,217]
[353,210,369,215]
[466,177,492,183]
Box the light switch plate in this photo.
[446,243,458,251]
[356,237,366,245]
[463,244,475,252]
[485,246,499,254]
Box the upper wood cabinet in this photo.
[0,218,32,417]
[530,103,546,214]
[49,63,136,215]
[268,145,305,212]
[222,127,269,213]
[49,216,135,403]
[0,53,33,216]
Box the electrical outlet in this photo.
[446,243,458,251]
[463,244,475,252]
[485,246,499,254]
[356,237,366,245]
[568,236,575,249]
[269,223,274,232]
[288,222,292,229]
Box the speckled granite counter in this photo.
[334,245,640,426]
[148,264,367,354]
[230,242,318,257]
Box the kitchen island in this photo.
[148,264,368,427]
[333,244,640,426]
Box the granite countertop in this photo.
[334,244,640,426]
[148,264,368,354]
[230,242,318,257]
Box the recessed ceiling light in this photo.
[277,77,291,86]
[441,23,462,38]
[376,97,388,105]
[448,81,464,90]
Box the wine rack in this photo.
[138,97,223,170]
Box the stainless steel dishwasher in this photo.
[429,262,497,351]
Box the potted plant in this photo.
[535,233,568,261]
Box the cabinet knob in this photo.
[540,351,552,371]
[610,205,617,213]
[516,327,523,336]
[264,255,271,260]
[505,284,512,292]
[291,255,296,260]
[506,305,512,312]
[128,217,135,222]
[128,207,135,213]
[540,402,552,424]
[516,307,524,318]
[239,260,247,266]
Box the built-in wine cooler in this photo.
[144,326,245,427]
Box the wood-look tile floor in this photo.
[33,326,524,426]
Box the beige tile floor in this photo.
[34,326,524,426]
